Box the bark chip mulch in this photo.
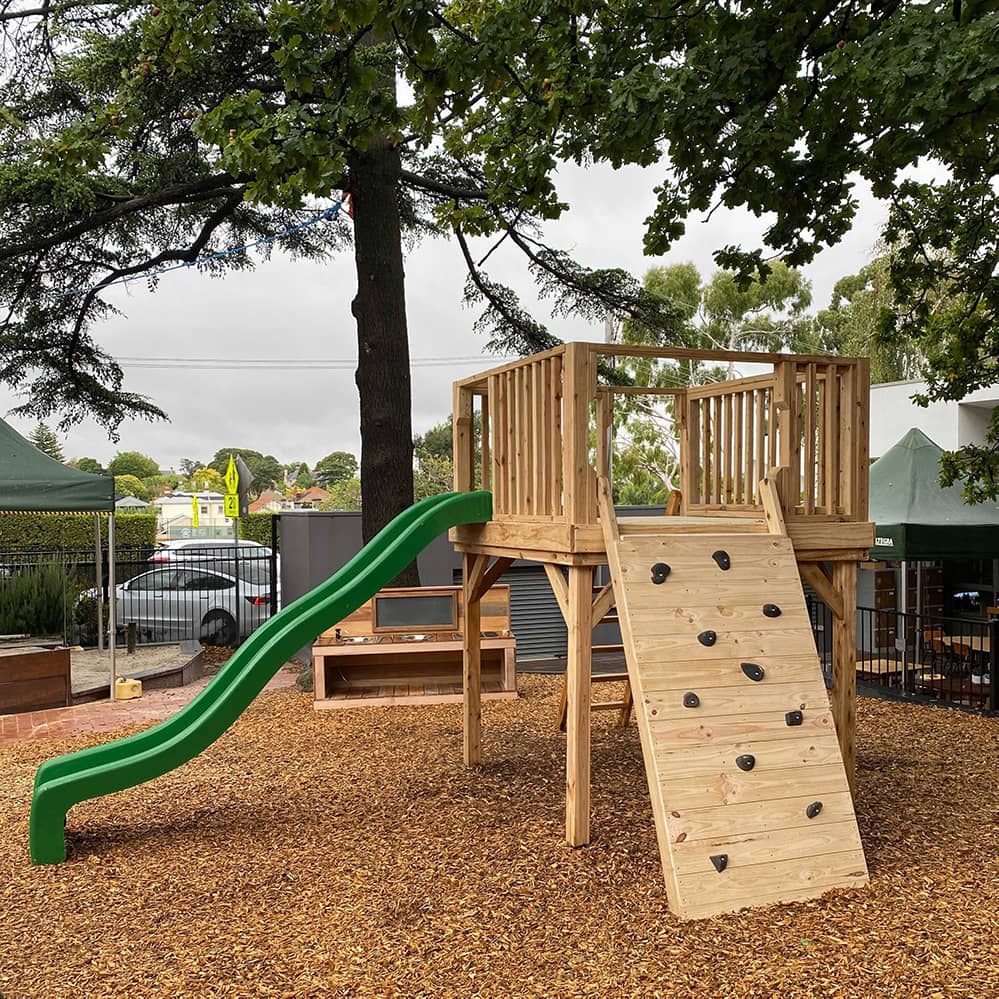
[1,676,997,998]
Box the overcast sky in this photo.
[1,160,887,471]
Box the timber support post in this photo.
[830,560,858,795]
[462,552,486,766]
[565,563,594,846]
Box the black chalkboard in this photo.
[374,593,456,629]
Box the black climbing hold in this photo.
[762,603,782,618]
[651,562,671,584]
[806,801,823,819]
[710,854,728,873]
[683,692,700,708]
[785,710,803,726]
[711,550,731,571]
[741,662,765,682]
[697,630,717,647]
[735,754,756,772]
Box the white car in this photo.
[148,539,272,565]
[116,563,275,646]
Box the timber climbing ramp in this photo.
[601,495,868,919]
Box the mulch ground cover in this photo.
[1,676,997,998]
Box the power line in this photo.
[115,354,517,371]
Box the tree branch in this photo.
[399,168,488,201]
[0,173,243,263]
[66,188,246,349]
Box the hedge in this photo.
[239,512,279,548]
[0,512,158,552]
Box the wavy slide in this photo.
[30,490,492,864]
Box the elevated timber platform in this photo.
[451,342,873,918]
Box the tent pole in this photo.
[94,514,104,654]
[899,560,908,694]
[108,512,117,702]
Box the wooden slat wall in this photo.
[682,362,869,522]
[789,362,867,519]
[477,350,569,520]
[459,345,871,530]
[686,374,776,513]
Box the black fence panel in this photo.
[806,598,997,714]
[0,533,281,649]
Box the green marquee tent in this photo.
[869,427,999,561]
[0,416,119,692]
[0,418,114,512]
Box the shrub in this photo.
[0,561,80,638]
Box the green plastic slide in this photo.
[30,490,491,865]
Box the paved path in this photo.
[0,668,299,746]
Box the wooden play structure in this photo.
[312,585,517,708]
[451,342,873,919]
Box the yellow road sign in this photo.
[224,493,239,518]
[224,456,239,494]
[191,495,200,529]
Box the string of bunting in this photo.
[61,195,348,302]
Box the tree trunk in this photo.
[350,139,419,586]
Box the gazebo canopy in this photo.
[0,418,114,512]
[869,427,999,561]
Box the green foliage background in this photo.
[0,513,157,552]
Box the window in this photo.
[200,505,208,514]
[128,570,179,592]
[373,592,457,630]
[181,572,235,592]
[944,558,997,619]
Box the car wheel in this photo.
[200,610,237,647]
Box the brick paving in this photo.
[0,667,299,745]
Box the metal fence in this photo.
[0,539,280,649]
[805,597,998,713]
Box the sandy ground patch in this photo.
[70,644,193,694]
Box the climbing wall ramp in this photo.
[604,529,868,920]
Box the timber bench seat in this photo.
[312,585,517,710]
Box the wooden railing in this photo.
[683,372,778,512]
[453,342,870,527]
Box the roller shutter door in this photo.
[501,567,567,660]
[454,565,567,661]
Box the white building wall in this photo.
[869,380,998,457]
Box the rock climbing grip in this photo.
[697,630,717,647]
[650,562,671,584]
[741,662,765,682]
[762,603,782,618]
[710,854,728,873]
[735,754,756,772]
[682,692,700,708]
[711,550,731,571]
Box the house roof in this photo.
[115,495,149,508]
[0,417,114,512]
[155,491,224,505]
[869,427,999,560]
[249,489,285,513]
[294,486,330,504]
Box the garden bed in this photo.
[1,677,997,997]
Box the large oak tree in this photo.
[2,0,997,542]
